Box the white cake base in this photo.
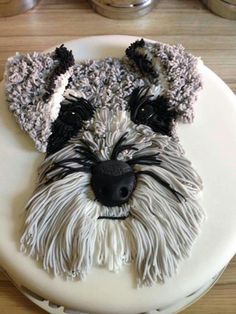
[0,35,236,314]
[2,266,225,314]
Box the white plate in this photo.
[0,35,236,314]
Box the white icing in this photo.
[63,87,87,100]
[43,68,73,122]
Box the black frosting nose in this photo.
[91,160,136,207]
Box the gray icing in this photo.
[5,46,75,152]
[20,106,205,286]
[68,57,146,110]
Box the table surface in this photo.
[0,0,235,313]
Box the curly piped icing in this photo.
[5,39,205,286]
[5,45,74,152]
[126,39,202,122]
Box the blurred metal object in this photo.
[0,0,39,17]
[90,0,158,19]
[201,0,236,20]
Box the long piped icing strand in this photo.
[20,108,205,286]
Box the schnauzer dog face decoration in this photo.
[5,39,205,286]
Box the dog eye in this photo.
[128,87,176,136]
[135,103,155,124]
[60,110,82,127]
[59,96,94,125]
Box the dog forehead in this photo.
[68,57,146,108]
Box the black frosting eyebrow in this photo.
[46,97,94,156]
[43,45,75,101]
[128,86,177,137]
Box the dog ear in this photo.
[125,39,202,123]
[5,45,75,152]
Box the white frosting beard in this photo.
[20,108,205,286]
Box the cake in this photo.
[1,36,235,314]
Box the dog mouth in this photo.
[97,215,129,220]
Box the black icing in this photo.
[91,160,136,207]
[47,97,94,156]
[126,39,157,77]
[97,215,129,220]
[128,87,177,136]
[43,45,75,101]
[47,118,78,157]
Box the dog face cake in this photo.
[5,39,205,286]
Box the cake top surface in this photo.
[0,36,236,314]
